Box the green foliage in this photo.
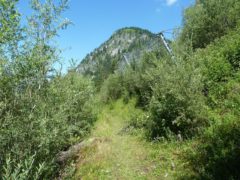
[180,0,240,49]
[100,73,123,103]
[49,73,96,137]
[0,0,96,178]
[0,72,96,179]
[183,26,240,180]
[193,25,240,109]
[188,114,240,180]
[99,50,207,139]
[0,0,21,45]
[128,110,149,130]
[2,154,46,180]
[99,51,163,106]
[146,58,207,139]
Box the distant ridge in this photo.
[76,27,168,83]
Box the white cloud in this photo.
[166,0,178,6]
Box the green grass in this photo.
[73,99,195,180]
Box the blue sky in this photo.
[18,0,194,69]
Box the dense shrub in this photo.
[99,60,148,105]
[146,58,207,139]
[99,51,161,106]
[192,25,240,110]
[0,72,96,178]
[99,73,124,103]
[185,27,240,179]
[180,0,240,49]
[189,114,240,180]
[99,50,208,139]
[0,0,97,178]
[128,109,149,130]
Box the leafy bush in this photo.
[184,23,240,180]
[128,110,149,130]
[0,72,96,178]
[146,58,207,139]
[2,154,46,180]
[188,114,240,180]
[0,0,97,178]
[99,73,123,103]
[99,51,208,140]
[192,25,240,109]
[180,0,240,49]
[99,51,162,106]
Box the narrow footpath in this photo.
[73,100,190,180]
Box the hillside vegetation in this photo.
[0,0,240,179]
[77,27,168,88]
[74,99,193,179]
[0,0,96,179]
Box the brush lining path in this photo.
[74,100,189,179]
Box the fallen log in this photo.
[56,138,97,164]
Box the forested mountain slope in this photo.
[76,27,168,86]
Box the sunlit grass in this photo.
[73,99,195,179]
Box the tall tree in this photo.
[180,0,240,49]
